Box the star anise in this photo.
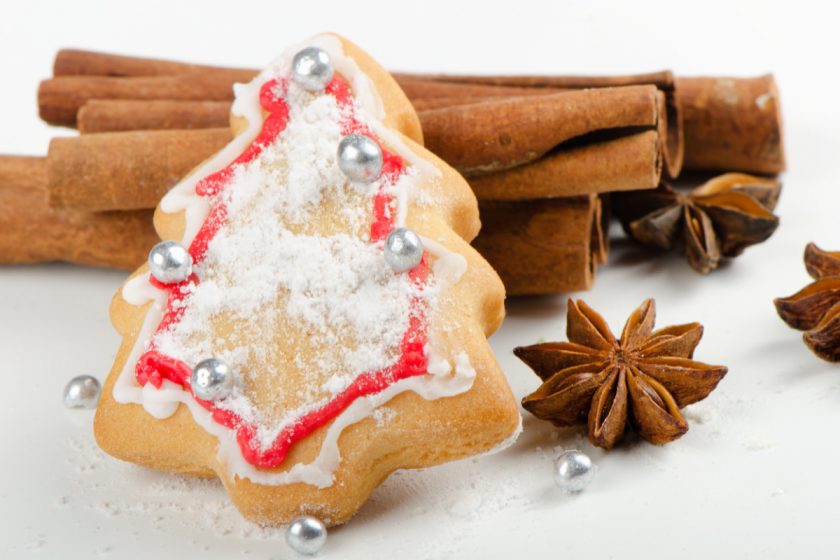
[515,299,728,449]
[775,243,840,361]
[612,173,782,274]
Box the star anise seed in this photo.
[775,243,840,361]
[516,299,728,449]
[613,173,782,274]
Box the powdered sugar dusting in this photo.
[152,80,434,448]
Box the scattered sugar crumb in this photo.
[742,440,776,452]
[682,403,717,424]
[21,534,47,550]
[62,435,285,541]
[372,406,397,427]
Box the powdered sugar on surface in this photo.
[151,80,434,448]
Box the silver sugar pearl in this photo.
[384,227,424,273]
[554,450,595,493]
[291,47,334,91]
[286,515,327,555]
[191,358,234,401]
[148,240,192,284]
[337,134,383,183]
[63,375,101,409]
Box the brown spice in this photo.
[775,244,840,361]
[612,173,781,274]
[516,299,728,449]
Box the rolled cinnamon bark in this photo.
[419,85,662,177]
[397,71,683,179]
[38,74,242,127]
[47,128,231,211]
[54,48,255,80]
[396,78,565,102]
[78,99,231,133]
[0,156,156,269]
[393,70,676,90]
[469,130,660,199]
[473,195,608,295]
[677,75,785,174]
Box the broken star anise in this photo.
[515,299,728,449]
[775,243,840,361]
[613,173,782,274]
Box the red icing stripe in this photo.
[134,74,429,470]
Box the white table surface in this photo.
[1,1,837,558]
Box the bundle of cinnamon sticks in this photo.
[1,48,784,294]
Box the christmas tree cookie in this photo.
[94,34,520,526]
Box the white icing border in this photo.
[113,34,502,487]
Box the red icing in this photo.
[134,74,429,470]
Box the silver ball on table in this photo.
[384,227,424,273]
[286,515,327,555]
[291,47,334,91]
[190,358,234,401]
[63,375,101,409]
[554,450,595,493]
[148,240,192,284]
[337,134,383,183]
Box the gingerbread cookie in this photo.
[94,34,520,526]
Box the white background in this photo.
[1,1,838,558]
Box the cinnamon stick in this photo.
[396,78,565,102]
[393,70,676,90]
[54,48,255,80]
[47,128,231,211]
[394,71,683,179]
[469,130,660,199]
[78,99,230,133]
[38,74,242,127]
[473,195,608,295]
[0,156,156,268]
[419,86,662,177]
[677,75,785,174]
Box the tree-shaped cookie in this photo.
[94,34,520,526]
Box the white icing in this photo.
[115,34,486,487]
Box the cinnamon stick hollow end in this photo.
[678,74,785,174]
[473,195,607,295]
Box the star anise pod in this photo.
[775,243,840,361]
[613,173,782,274]
[515,299,728,449]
